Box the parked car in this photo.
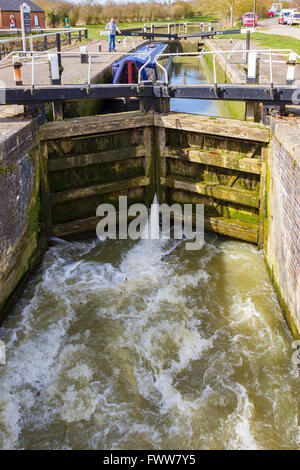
[278,9,296,24]
[242,12,258,26]
[267,8,280,17]
[287,11,300,25]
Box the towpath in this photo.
[258,17,300,40]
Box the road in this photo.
[258,17,300,40]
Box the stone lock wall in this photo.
[0,118,46,323]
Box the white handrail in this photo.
[154,49,300,84]
[10,50,152,87]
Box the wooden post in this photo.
[258,145,268,249]
[43,34,47,51]
[40,141,53,236]
[56,33,61,68]
[246,30,250,64]
[49,53,63,120]
[79,30,82,42]
[84,28,88,40]
[143,127,155,206]
[68,32,71,45]
[156,126,167,203]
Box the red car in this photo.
[267,10,275,17]
[242,12,258,26]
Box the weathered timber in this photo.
[165,147,262,175]
[161,176,260,208]
[52,212,137,238]
[48,145,145,172]
[40,141,52,234]
[51,176,151,205]
[143,127,155,206]
[155,114,270,143]
[40,112,154,141]
[156,126,167,202]
[3,84,298,106]
[258,146,268,248]
[204,216,258,243]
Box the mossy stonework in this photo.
[0,118,46,323]
[0,110,299,340]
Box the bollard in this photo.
[184,23,188,35]
[13,56,23,85]
[98,44,102,52]
[247,51,259,84]
[286,52,297,85]
[246,52,260,121]
[80,45,88,64]
[201,22,204,32]
[48,53,61,85]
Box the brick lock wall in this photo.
[0,11,45,29]
[265,123,300,338]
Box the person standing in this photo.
[106,18,121,52]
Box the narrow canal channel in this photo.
[0,57,299,450]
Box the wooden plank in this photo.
[53,216,100,237]
[204,216,258,244]
[40,112,154,141]
[48,145,145,172]
[165,147,262,175]
[52,213,137,238]
[155,113,270,143]
[161,176,260,208]
[51,176,151,205]
[53,214,257,243]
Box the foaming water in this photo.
[0,234,299,450]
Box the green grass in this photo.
[83,15,216,40]
[216,32,300,55]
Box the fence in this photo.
[0,28,88,61]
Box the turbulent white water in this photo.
[0,231,299,450]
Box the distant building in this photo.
[0,1,45,30]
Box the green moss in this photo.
[265,258,300,340]
[0,161,16,176]
[204,53,245,121]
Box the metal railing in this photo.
[1,49,152,90]
[227,41,247,64]
[0,28,88,60]
[1,47,299,96]
[152,49,300,86]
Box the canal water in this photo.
[0,57,299,450]
[169,56,224,116]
